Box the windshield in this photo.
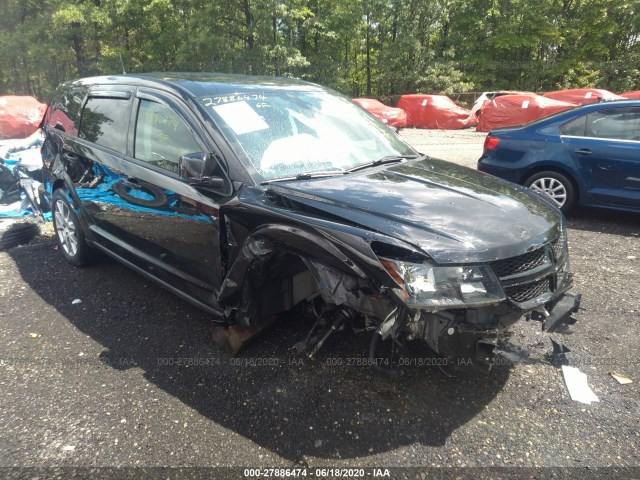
[199,90,416,182]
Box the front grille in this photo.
[491,247,549,278]
[504,277,551,303]
[491,231,568,305]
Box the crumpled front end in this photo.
[374,223,580,366]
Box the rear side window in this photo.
[78,97,130,153]
[585,108,640,141]
[133,99,200,173]
[48,88,85,136]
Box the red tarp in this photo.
[620,91,640,99]
[352,98,407,127]
[476,95,576,132]
[0,96,47,139]
[543,88,624,105]
[397,94,476,130]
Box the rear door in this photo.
[69,88,133,230]
[561,107,640,208]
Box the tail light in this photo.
[483,136,500,151]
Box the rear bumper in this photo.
[477,156,522,183]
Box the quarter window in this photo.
[559,116,586,137]
[78,97,130,153]
[49,88,85,135]
[134,99,201,173]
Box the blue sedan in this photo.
[477,100,640,213]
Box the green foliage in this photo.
[0,0,638,101]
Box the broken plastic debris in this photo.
[29,332,40,338]
[62,445,75,451]
[562,365,599,404]
[72,299,82,305]
[609,371,633,385]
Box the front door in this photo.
[88,90,227,306]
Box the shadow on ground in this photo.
[566,207,640,237]
[9,242,510,461]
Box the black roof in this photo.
[68,72,324,98]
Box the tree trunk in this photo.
[71,24,88,77]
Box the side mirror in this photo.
[179,152,225,189]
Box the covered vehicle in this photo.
[398,94,476,129]
[352,98,407,128]
[478,100,640,213]
[40,73,580,372]
[543,88,624,105]
[0,96,47,139]
[621,91,640,99]
[470,91,536,122]
[477,94,575,132]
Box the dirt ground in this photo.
[0,128,639,478]
[400,128,486,168]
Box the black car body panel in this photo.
[264,158,561,264]
[41,73,580,370]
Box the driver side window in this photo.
[134,99,200,173]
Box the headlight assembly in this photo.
[379,259,506,308]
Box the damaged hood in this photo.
[264,158,562,263]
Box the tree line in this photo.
[1,0,638,102]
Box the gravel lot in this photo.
[0,129,639,478]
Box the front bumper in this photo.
[533,292,581,332]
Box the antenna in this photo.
[119,53,126,74]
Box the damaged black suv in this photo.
[41,73,580,370]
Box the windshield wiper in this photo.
[346,154,424,173]
[260,170,347,185]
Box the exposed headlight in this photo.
[380,259,506,308]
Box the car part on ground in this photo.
[478,99,640,214]
[40,73,580,373]
[0,220,39,250]
[398,94,476,130]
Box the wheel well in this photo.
[52,179,65,193]
[519,165,580,203]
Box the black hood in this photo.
[265,158,562,263]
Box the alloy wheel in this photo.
[529,177,567,208]
[54,199,78,257]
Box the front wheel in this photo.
[524,171,576,213]
[52,190,90,266]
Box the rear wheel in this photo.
[52,190,90,266]
[524,171,576,213]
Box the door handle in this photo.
[575,148,592,156]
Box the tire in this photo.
[51,189,90,266]
[0,221,39,251]
[524,171,576,213]
[112,181,168,209]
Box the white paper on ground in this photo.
[562,365,600,404]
